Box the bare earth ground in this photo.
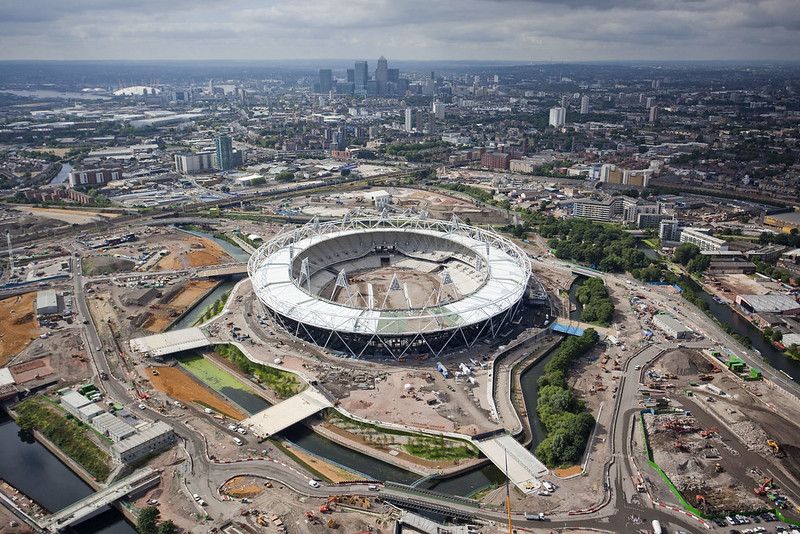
[154,235,233,271]
[15,207,120,225]
[147,366,246,420]
[0,293,40,366]
[8,357,55,383]
[140,279,219,332]
[325,268,458,310]
[718,273,777,296]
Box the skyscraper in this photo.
[215,135,233,170]
[404,108,413,132]
[649,106,659,123]
[319,69,333,94]
[580,95,589,114]
[354,61,368,95]
[375,56,388,95]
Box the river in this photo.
[0,410,136,534]
[50,162,73,185]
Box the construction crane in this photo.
[755,478,774,496]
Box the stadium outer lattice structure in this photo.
[248,214,532,359]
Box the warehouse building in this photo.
[736,294,800,315]
[111,421,174,464]
[653,314,692,339]
[36,290,59,315]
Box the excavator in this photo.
[755,478,774,496]
[319,496,337,513]
[700,427,718,438]
[767,440,785,457]
[696,495,706,507]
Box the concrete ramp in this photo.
[241,388,333,438]
[474,434,548,494]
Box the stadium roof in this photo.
[249,220,529,336]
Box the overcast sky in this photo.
[2,0,799,62]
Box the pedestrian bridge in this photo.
[40,468,159,532]
[472,433,548,494]
[196,263,248,278]
[240,388,333,439]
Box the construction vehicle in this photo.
[755,478,774,496]
[700,427,718,438]
[305,512,315,521]
[715,463,724,473]
[696,495,706,507]
[767,439,782,456]
[327,519,337,528]
[700,374,714,381]
[319,496,337,513]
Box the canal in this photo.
[49,162,73,185]
[169,275,242,331]
[0,409,136,534]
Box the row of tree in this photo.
[534,330,598,467]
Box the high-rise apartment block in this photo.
[215,135,233,171]
[405,108,413,132]
[580,95,589,114]
[549,107,566,127]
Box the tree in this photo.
[340,168,351,177]
[275,171,294,182]
[673,243,701,265]
[137,506,160,534]
[158,520,176,534]
[686,255,711,274]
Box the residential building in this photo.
[174,152,214,174]
[549,107,566,127]
[215,135,233,171]
[404,108,413,132]
[580,95,589,114]
[68,168,122,187]
[679,227,728,251]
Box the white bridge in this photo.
[240,388,333,439]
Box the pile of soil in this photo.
[659,349,710,376]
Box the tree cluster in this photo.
[575,277,614,326]
[672,242,710,274]
[539,217,650,273]
[534,329,598,467]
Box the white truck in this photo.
[524,512,546,521]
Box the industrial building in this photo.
[736,294,800,315]
[36,290,59,315]
[92,412,136,442]
[652,314,692,339]
[111,421,175,464]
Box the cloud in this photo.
[0,0,797,60]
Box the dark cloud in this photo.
[0,0,797,60]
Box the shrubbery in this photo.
[214,344,302,398]
[534,330,598,467]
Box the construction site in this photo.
[638,347,800,518]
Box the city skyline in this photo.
[2,0,799,62]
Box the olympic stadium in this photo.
[248,215,540,359]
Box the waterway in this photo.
[169,275,242,330]
[0,409,135,534]
[679,277,800,381]
[50,162,73,185]
[0,89,111,100]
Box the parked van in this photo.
[233,437,243,446]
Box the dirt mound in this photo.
[12,312,34,325]
[659,349,708,376]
